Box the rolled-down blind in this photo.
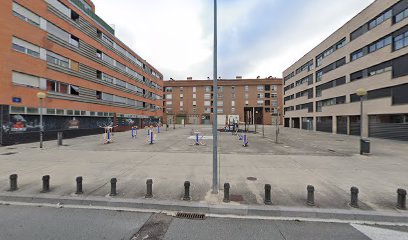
[12,2,40,25]
[12,37,40,53]
[12,72,40,88]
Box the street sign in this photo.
[12,97,22,103]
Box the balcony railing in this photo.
[70,0,115,35]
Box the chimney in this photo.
[187,77,193,80]
[236,76,242,79]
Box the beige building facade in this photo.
[163,77,283,126]
[283,0,408,141]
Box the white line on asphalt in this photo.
[351,223,408,240]
[2,200,408,227]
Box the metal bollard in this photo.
[145,179,153,198]
[350,186,359,208]
[110,178,117,196]
[76,176,83,194]
[9,174,18,191]
[307,185,315,206]
[264,184,272,205]
[41,175,50,193]
[223,183,230,203]
[183,181,191,201]
[57,132,63,146]
[397,188,407,210]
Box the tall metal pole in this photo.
[39,98,43,149]
[212,0,218,194]
[360,96,363,140]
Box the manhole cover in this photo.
[175,212,205,220]
[0,152,17,156]
[247,177,257,181]
[230,194,244,202]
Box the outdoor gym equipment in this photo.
[146,130,156,144]
[191,130,206,146]
[242,133,249,147]
[131,126,138,138]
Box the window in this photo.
[193,87,196,93]
[165,87,172,92]
[12,2,40,26]
[257,93,264,99]
[271,85,277,91]
[59,83,68,94]
[102,53,114,65]
[205,86,211,92]
[180,87,184,92]
[47,22,70,42]
[217,108,223,113]
[351,49,364,61]
[116,61,126,71]
[245,93,249,99]
[369,9,392,30]
[204,101,211,107]
[47,51,69,68]
[70,35,79,47]
[231,101,235,107]
[115,79,126,88]
[395,8,408,23]
[101,92,113,101]
[257,85,264,91]
[101,33,114,46]
[180,94,184,99]
[96,50,102,59]
[71,10,79,21]
[204,107,211,113]
[47,80,57,91]
[245,100,249,105]
[217,93,222,99]
[369,36,392,53]
[12,37,40,58]
[217,101,223,107]
[193,101,197,106]
[102,73,114,83]
[12,72,40,88]
[204,93,211,99]
[231,107,235,113]
[165,101,172,106]
[244,86,249,91]
[232,86,235,93]
[70,85,79,95]
[394,31,408,51]
[257,100,264,106]
[217,86,223,92]
[180,102,183,107]
[193,94,196,99]
[316,38,346,66]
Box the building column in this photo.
[299,117,303,130]
[313,116,317,132]
[332,115,337,134]
[347,116,351,135]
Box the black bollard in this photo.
[110,178,117,196]
[9,174,18,191]
[76,176,83,194]
[145,179,153,198]
[41,175,50,193]
[264,184,272,205]
[397,188,407,210]
[350,186,359,208]
[183,181,191,201]
[223,183,230,203]
[307,185,315,206]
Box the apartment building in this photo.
[283,0,408,141]
[0,0,163,145]
[162,77,283,126]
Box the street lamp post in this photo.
[356,88,368,155]
[212,0,218,193]
[37,92,46,149]
[275,107,280,144]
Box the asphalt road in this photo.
[1,204,408,240]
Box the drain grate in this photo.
[175,212,205,220]
[247,177,257,181]
[0,152,17,156]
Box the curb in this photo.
[1,193,408,224]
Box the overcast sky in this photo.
[92,0,375,80]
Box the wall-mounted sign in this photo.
[12,97,22,103]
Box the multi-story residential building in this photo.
[283,0,408,141]
[0,0,163,145]
[162,77,283,126]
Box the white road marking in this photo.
[187,136,213,140]
[351,223,408,240]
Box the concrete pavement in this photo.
[0,125,408,220]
